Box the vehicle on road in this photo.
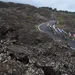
[47,23,52,31]
[47,20,75,42]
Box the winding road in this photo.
[38,20,75,50]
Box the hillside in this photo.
[0,1,75,75]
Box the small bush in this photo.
[27,16,32,19]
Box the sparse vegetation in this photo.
[58,16,64,26]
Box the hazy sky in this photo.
[0,0,75,12]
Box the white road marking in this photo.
[38,22,47,32]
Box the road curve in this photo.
[38,21,75,50]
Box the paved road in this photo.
[38,21,75,50]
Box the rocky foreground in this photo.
[0,1,75,75]
[0,37,75,75]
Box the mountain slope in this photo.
[0,1,75,75]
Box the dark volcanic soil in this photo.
[0,1,75,75]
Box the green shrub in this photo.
[27,16,32,19]
[58,16,64,26]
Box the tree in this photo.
[53,8,57,11]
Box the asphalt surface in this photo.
[38,21,75,50]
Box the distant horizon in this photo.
[0,0,75,12]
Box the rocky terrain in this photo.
[0,1,75,75]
